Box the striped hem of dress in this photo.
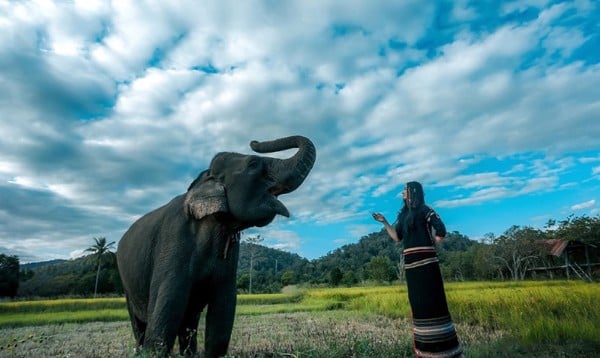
[414,345,463,358]
[413,321,456,340]
[413,316,462,357]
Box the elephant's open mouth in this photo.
[268,185,286,197]
[267,185,290,218]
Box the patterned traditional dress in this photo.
[395,206,462,358]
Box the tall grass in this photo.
[448,281,600,344]
[1,280,598,349]
[345,280,600,345]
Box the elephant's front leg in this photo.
[204,284,237,358]
[144,280,190,355]
[178,307,202,357]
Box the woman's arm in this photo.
[427,208,446,245]
[372,213,401,242]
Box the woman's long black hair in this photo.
[397,181,426,229]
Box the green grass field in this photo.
[1,280,598,357]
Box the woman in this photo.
[372,181,462,358]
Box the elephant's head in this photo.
[184,136,316,229]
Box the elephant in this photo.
[116,135,316,357]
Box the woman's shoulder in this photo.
[423,205,443,222]
[419,205,437,220]
[423,204,435,213]
[417,204,433,214]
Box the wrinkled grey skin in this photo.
[117,136,316,357]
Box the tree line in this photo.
[1,214,598,298]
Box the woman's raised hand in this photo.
[372,212,386,223]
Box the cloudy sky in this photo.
[1,0,599,263]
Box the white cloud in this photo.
[437,173,512,189]
[519,176,558,194]
[435,186,513,208]
[246,228,303,253]
[571,200,596,211]
[579,156,600,164]
[69,249,86,260]
[1,0,598,261]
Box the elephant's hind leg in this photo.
[132,315,147,349]
[125,297,147,348]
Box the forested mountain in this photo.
[21,259,67,270]
[310,230,403,285]
[309,229,479,285]
[237,229,481,291]
[18,253,122,297]
[237,242,311,293]
[7,214,600,297]
[14,232,417,296]
[12,242,310,297]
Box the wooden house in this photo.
[530,239,599,281]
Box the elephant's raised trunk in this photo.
[250,136,316,195]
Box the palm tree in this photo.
[85,237,116,298]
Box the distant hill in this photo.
[18,254,121,297]
[309,229,478,284]
[316,229,402,267]
[237,242,311,292]
[21,259,67,270]
[17,230,478,297]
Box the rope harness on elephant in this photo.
[223,232,240,259]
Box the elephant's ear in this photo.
[184,170,228,220]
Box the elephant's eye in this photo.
[247,159,260,170]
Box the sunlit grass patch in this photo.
[445,280,600,344]
[0,297,128,328]
[237,292,302,305]
[0,297,125,314]
[346,290,410,318]
[0,309,128,328]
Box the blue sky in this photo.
[0,0,599,263]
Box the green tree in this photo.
[366,256,396,283]
[341,271,358,286]
[552,215,600,246]
[329,267,343,286]
[471,243,502,280]
[237,274,250,292]
[280,270,296,286]
[236,242,310,293]
[439,231,476,252]
[547,214,600,280]
[493,226,547,280]
[19,268,34,282]
[85,237,115,298]
[0,254,19,297]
